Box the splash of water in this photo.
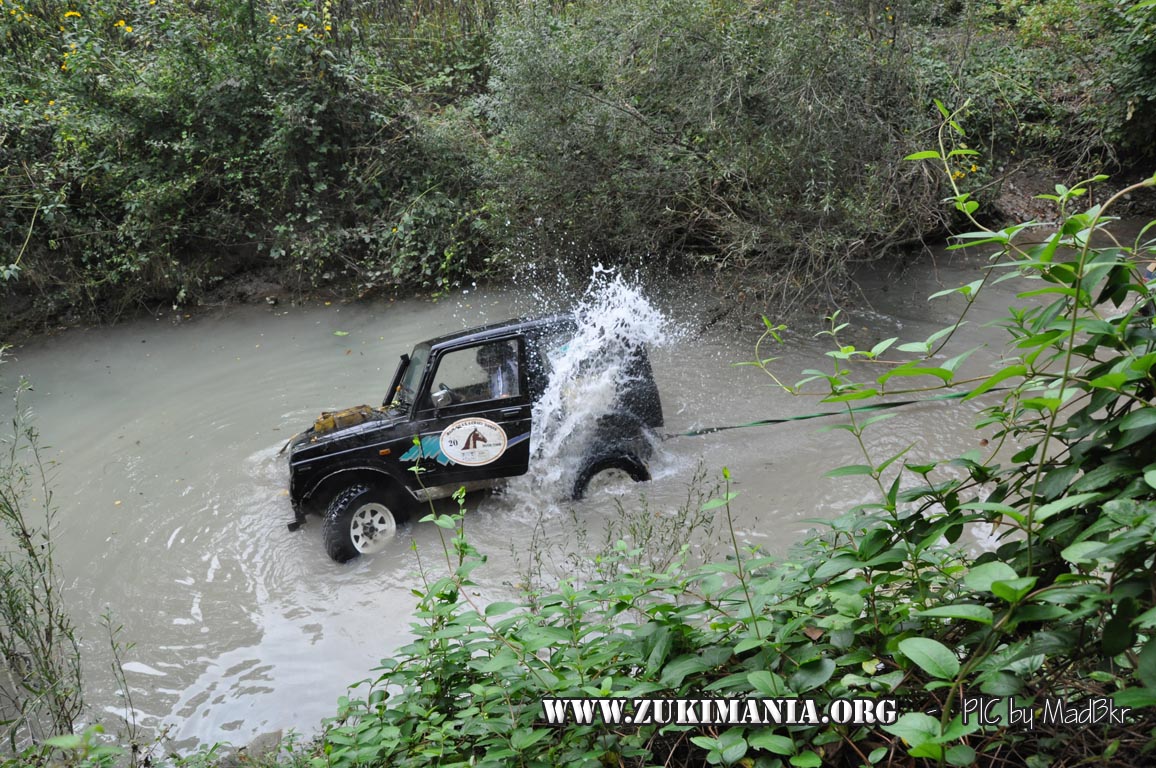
[522,267,673,495]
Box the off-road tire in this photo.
[572,455,650,500]
[323,484,408,563]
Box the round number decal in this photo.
[440,418,509,466]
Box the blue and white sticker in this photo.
[440,418,508,466]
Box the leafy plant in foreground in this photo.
[0,352,83,751]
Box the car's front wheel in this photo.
[323,484,408,563]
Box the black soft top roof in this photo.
[425,314,576,352]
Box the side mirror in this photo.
[431,389,453,410]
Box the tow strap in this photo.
[665,389,980,440]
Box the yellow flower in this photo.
[324,23,331,30]
[115,18,125,26]
[970,164,978,172]
[125,24,132,31]
[48,99,55,105]
[63,9,80,17]
[297,22,307,32]
[269,14,277,23]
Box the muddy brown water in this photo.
[2,250,1022,747]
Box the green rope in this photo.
[666,389,978,439]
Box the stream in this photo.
[2,248,1019,748]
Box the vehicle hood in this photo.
[288,405,407,460]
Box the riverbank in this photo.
[5,0,1154,348]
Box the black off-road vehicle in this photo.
[286,315,663,562]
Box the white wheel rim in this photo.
[586,467,634,496]
[349,502,397,554]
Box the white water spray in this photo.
[522,268,674,496]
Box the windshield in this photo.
[392,343,430,409]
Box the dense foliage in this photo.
[3,0,1155,333]
[480,0,937,301]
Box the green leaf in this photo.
[719,730,748,765]
[991,576,1037,604]
[734,636,764,655]
[790,752,822,768]
[790,658,835,692]
[824,464,874,478]
[812,554,861,581]
[747,670,788,697]
[1061,541,1104,565]
[1113,688,1156,708]
[965,364,1026,399]
[485,601,519,617]
[45,734,84,750]
[748,732,794,756]
[1090,372,1128,390]
[905,150,942,160]
[915,604,994,625]
[334,330,350,336]
[1034,492,1100,522]
[510,728,550,751]
[1137,640,1156,689]
[898,638,960,680]
[702,492,740,511]
[1121,408,1156,431]
[661,655,710,687]
[946,745,977,766]
[870,337,898,357]
[880,365,953,384]
[882,711,940,747]
[965,561,1018,592]
[473,652,517,673]
[1103,610,1137,656]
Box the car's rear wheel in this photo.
[323,484,408,562]
[572,455,650,500]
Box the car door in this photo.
[401,337,533,488]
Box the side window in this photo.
[525,326,574,396]
[427,340,521,407]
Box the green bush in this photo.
[477,0,943,306]
[910,0,1156,172]
[0,0,491,328]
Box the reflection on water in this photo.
[2,250,1013,748]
